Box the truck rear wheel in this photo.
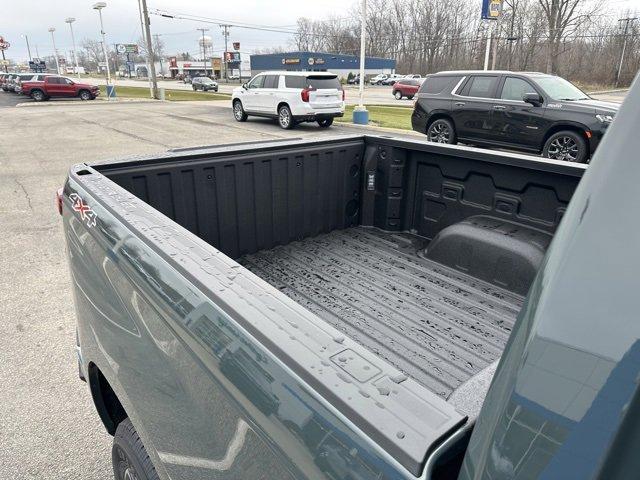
[112,418,160,480]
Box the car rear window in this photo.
[419,75,463,94]
[285,75,340,90]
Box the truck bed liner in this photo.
[239,226,523,399]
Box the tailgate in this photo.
[309,88,342,109]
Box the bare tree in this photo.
[536,0,599,73]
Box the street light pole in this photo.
[48,28,60,74]
[22,34,32,61]
[65,18,81,80]
[221,24,230,81]
[92,2,112,93]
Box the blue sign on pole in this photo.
[481,0,502,20]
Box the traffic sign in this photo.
[0,40,10,50]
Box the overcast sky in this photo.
[2,0,639,62]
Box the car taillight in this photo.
[55,188,63,215]
[301,88,312,102]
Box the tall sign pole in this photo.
[481,0,502,70]
[137,0,154,97]
[140,0,158,99]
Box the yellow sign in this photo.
[211,57,221,70]
[489,0,502,18]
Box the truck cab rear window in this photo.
[285,75,340,89]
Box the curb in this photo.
[587,88,628,95]
[15,99,158,107]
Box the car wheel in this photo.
[318,118,334,128]
[278,105,294,129]
[394,90,403,100]
[112,418,160,480]
[232,100,248,122]
[79,90,92,101]
[426,118,457,144]
[31,90,45,102]
[543,130,588,163]
[192,85,197,91]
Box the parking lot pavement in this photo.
[0,99,401,480]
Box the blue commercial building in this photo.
[250,51,396,78]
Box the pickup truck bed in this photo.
[239,226,522,398]
[67,135,584,478]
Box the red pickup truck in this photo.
[20,75,100,101]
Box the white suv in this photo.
[231,71,345,129]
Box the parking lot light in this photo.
[48,28,60,75]
[65,18,81,80]
[93,2,113,98]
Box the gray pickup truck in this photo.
[61,79,640,480]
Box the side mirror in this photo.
[523,92,542,106]
[242,83,248,90]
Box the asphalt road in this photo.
[0,99,385,480]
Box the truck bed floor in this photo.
[239,227,523,399]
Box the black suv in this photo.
[411,70,619,162]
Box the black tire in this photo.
[407,95,414,100]
[394,90,403,100]
[232,100,248,122]
[192,85,197,91]
[31,89,45,102]
[112,418,160,480]
[79,90,92,101]
[318,118,334,128]
[426,118,457,144]
[278,104,294,129]
[543,130,588,163]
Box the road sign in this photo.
[232,42,240,50]
[481,0,502,20]
[116,43,139,55]
[0,40,10,50]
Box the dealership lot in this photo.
[0,99,383,480]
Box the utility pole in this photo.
[220,24,231,82]
[615,17,638,88]
[137,0,154,97]
[140,0,159,99]
[22,34,32,61]
[197,28,209,76]
[65,18,80,80]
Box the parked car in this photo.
[232,71,345,129]
[369,73,388,85]
[411,70,619,162]
[59,78,640,480]
[4,73,23,92]
[381,74,403,86]
[20,75,99,101]
[404,74,422,79]
[392,78,423,99]
[191,76,218,92]
[0,73,10,91]
[183,75,192,84]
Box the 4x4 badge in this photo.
[70,193,97,227]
